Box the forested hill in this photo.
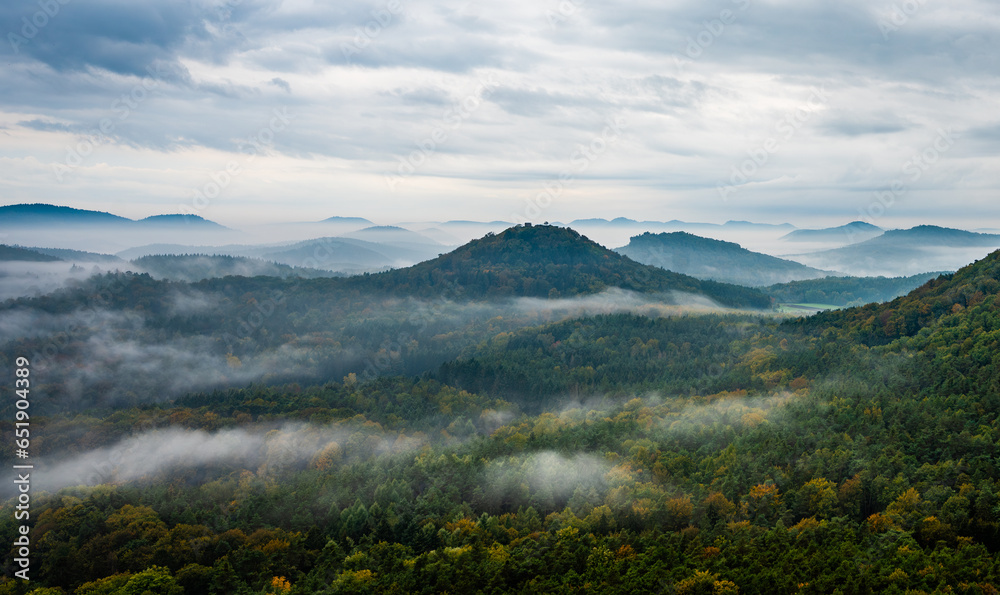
[0,244,62,262]
[132,254,340,282]
[347,224,773,308]
[796,248,1000,345]
[765,271,945,307]
[616,231,829,286]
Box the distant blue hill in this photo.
[781,221,883,243]
[875,225,1000,246]
[319,216,375,225]
[789,225,1000,277]
[0,244,63,262]
[21,246,125,263]
[569,218,796,231]
[616,231,829,287]
[0,203,132,225]
[0,203,228,230]
[137,214,229,229]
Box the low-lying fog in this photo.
[0,287,748,414]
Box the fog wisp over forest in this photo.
[2,220,1000,593]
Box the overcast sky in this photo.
[1,0,997,228]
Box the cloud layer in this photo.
[1,0,998,227]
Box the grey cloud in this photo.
[269,77,291,92]
[818,110,913,137]
[0,1,209,76]
[16,119,78,133]
[328,35,522,73]
[964,122,1000,154]
[0,0,998,224]
[487,86,599,117]
[441,2,493,31]
[386,86,454,107]
[582,0,999,82]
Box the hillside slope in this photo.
[0,245,63,262]
[351,224,773,308]
[780,221,883,244]
[766,272,946,307]
[798,248,1000,346]
[132,254,342,282]
[616,231,829,286]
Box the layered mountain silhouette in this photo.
[346,224,772,308]
[319,216,375,225]
[0,204,132,226]
[0,204,236,252]
[569,217,794,232]
[136,214,230,229]
[0,204,229,229]
[119,235,439,273]
[780,221,883,244]
[789,226,1000,277]
[132,254,341,282]
[24,247,125,264]
[615,231,830,286]
[0,245,63,262]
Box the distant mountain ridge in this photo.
[137,214,229,229]
[0,204,227,229]
[0,245,63,262]
[780,221,883,243]
[569,217,795,231]
[875,225,1000,246]
[615,231,830,287]
[132,254,342,282]
[118,235,442,273]
[0,204,132,225]
[789,225,1000,277]
[319,216,375,225]
[344,226,445,247]
[23,247,125,264]
[347,224,773,308]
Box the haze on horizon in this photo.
[1,0,997,229]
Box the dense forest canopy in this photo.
[2,232,1000,593]
[765,272,946,308]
